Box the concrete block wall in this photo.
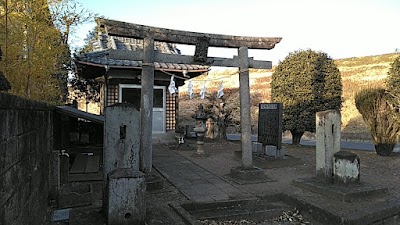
[0,93,54,225]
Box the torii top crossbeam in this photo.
[96,18,282,69]
[97,18,282,50]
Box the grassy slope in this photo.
[335,53,399,133]
[179,53,400,134]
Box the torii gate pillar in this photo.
[238,47,252,168]
[140,37,155,173]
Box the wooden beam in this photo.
[108,49,272,69]
[97,18,282,50]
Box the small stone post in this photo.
[104,103,141,211]
[238,46,252,168]
[316,110,341,181]
[107,169,146,225]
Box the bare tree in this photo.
[49,0,98,45]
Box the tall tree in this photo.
[0,0,66,102]
[271,49,342,145]
[0,0,96,103]
[0,47,11,92]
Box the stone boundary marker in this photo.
[315,110,341,180]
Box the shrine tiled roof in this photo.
[76,33,209,72]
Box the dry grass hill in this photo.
[178,53,400,137]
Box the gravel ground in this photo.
[173,139,400,224]
[200,208,310,225]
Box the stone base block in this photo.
[58,183,92,208]
[265,145,285,158]
[107,169,146,225]
[292,177,388,202]
[333,151,360,184]
[265,145,276,156]
[252,142,263,153]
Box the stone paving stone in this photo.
[153,149,252,202]
[198,171,217,179]
[182,173,202,180]
[190,179,211,185]
[207,177,232,187]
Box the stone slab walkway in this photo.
[153,148,253,202]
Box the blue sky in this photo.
[71,0,400,65]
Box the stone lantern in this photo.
[193,104,208,156]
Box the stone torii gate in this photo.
[97,18,282,172]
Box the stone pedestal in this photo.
[107,169,146,225]
[333,151,360,184]
[194,124,206,155]
[316,110,341,181]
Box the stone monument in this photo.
[257,103,284,158]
